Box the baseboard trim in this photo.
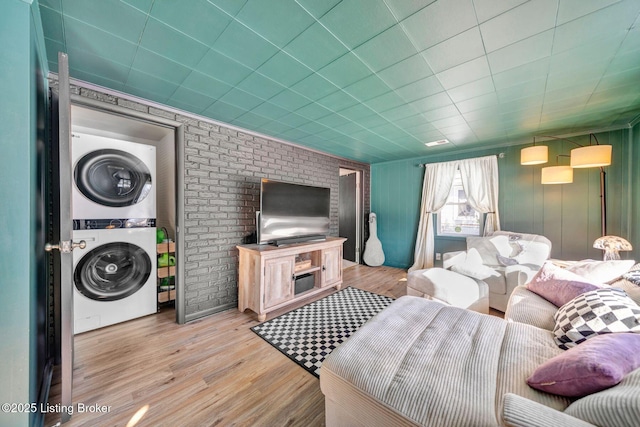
[184,302,236,323]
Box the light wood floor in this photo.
[45,264,408,427]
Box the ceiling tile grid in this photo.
[37,0,640,163]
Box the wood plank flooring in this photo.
[45,264,408,427]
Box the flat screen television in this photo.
[258,178,331,245]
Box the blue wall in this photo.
[0,1,49,426]
[371,129,636,269]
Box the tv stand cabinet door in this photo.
[263,256,295,309]
[321,246,342,287]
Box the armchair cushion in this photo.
[466,235,514,266]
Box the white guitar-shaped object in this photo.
[363,212,385,266]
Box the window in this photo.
[437,169,481,236]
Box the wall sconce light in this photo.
[520,137,548,165]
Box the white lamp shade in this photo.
[541,165,573,184]
[570,145,612,168]
[521,145,548,165]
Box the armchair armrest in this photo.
[504,264,540,289]
[503,393,595,427]
[443,251,466,269]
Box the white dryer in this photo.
[71,133,156,220]
[73,226,157,334]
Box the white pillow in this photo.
[466,235,512,266]
[512,241,550,267]
[451,263,501,281]
[567,260,635,284]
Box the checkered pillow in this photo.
[553,288,640,350]
[624,270,640,286]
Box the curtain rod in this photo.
[417,152,505,167]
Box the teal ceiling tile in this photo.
[115,85,163,104]
[456,92,499,114]
[256,51,312,87]
[297,121,331,135]
[370,124,410,140]
[232,111,271,128]
[62,0,147,43]
[139,18,208,68]
[377,54,434,89]
[431,115,468,130]
[549,42,617,76]
[260,120,292,135]
[181,71,233,99]
[338,103,375,121]
[343,75,391,102]
[473,0,528,23]
[552,1,640,53]
[294,0,342,19]
[269,90,311,110]
[277,113,309,128]
[354,25,417,72]
[169,87,217,112]
[126,69,179,99]
[120,0,154,13]
[250,102,290,121]
[284,22,347,71]
[317,91,359,111]
[299,134,329,145]
[236,73,286,101]
[71,69,125,92]
[396,114,429,130]
[67,46,130,83]
[235,0,314,48]
[64,17,137,66]
[316,114,351,129]
[498,95,544,114]
[296,103,333,121]
[212,21,279,69]
[404,121,437,134]
[422,27,485,74]
[280,127,312,140]
[395,75,443,102]
[203,101,246,122]
[544,81,598,104]
[320,0,396,49]
[598,67,640,92]
[44,38,65,69]
[384,0,437,21]
[365,91,408,112]
[335,121,366,134]
[546,68,602,92]
[487,30,554,74]
[492,57,550,90]
[317,53,371,88]
[40,7,64,41]
[219,88,264,110]
[195,49,253,85]
[408,92,452,112]
[291,74,339,100]
[401,0,477,51]
[496,78,546,103]
[480,0,558,53]
[380,104,420,121]
[209,0,248,17]
[357,115,389,129]
[436,57,491,90]
[462,106,501,122]
[422,105,460,121]
[447,77,495,103]
[132,48,192,84]
[607,48,640,72]
[557,0,627,26]
[150,0,231,46]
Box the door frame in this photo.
[69,94,187,324]
[338,167,364,264]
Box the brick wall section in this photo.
[56,81,370,320]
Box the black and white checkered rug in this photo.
[251,287,393,377]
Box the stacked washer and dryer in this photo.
[72,133,158,334]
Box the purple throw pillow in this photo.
[527,262,600,307]
[527,333,640,397]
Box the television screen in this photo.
[259,179,330,245]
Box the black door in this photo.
[339,173,357,262]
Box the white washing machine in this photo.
[71,133,156,220]
[73,226,157,334]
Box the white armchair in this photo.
[443,231,552,312]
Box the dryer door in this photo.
[74,242,152,301]
[74,149,152,207]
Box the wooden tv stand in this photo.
[237,237,346,321]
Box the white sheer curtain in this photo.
[459,155,501,236]
[408,161,458,272]
[408,155,501,272]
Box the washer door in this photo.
[74,149,152,207]
[74,242,152,301]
